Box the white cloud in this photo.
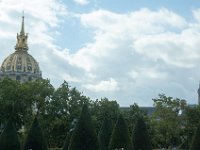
[80,8,187,34]
[129,68,168,81]
[1,3,200,106]
[0,0,68,85]
[61,73,80,83]
[84,78,119,92]
[64,8,200,105]
[0,0,67,27]
[193,9,200,22]
[73,0,89,5]
[133,31,200,68]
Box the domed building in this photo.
[0,16,42,82]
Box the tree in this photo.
[0,78,26,130]
[123,103,147,135]
[132,117,151,150]
[0,78,54,132]
[0,119,21,150]
[91,98,119,133]
[45,81,70,148]
[63,132,71,150]
[98,117,113,150]
[151,94,187,149]
[184,106,200,149]
[23,116,48,150]
[68,104,99,150]
[109,114,134,150]
[45,81,90,147]
[190,121,200,150]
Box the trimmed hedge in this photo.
[132,117,151,150]
[109,114,134,150]
[23,116,48,150]
[98,117,113,150]
[0,119,21,150]
[68,104,99,150]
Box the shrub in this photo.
[190,121,200,150]
[23,116,48,150]
[109,114,134,150]
[98,117,113,150]
[132,117,151,150]
[68,104,99,150]
[0,119,21,150]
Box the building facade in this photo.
[0,16,42,82]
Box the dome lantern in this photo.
[15,16,28,52]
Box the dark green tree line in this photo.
[1,78,200,149]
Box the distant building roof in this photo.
[120,106,155,116]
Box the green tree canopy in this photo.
[0,78,26,129]
[0,119,21,150]
[190,121,200,150]
[91,98,119,133]
[132,117,151,150]
[122,103,147,135]
[182,105,200,149]
[44,81,90,147]
[23,116,48,150]
[151,94,187,149]
[109,114,134,150]
[98,117,113,150]
[68,104,99,150]
[0,78,54,131]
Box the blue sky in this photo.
[59,0,200,50]
[1,0,200,106]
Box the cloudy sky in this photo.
[0,0,200,106]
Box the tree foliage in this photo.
[91,98,119,133]
[45,81,90,147]
[151,94,187,149]
[23,116,48,150]
[2,77,199,149]
[190,121,200,150]
[0,119,21,150]
[109,114,133,150]
[98,117,113,150]
[123,103,147,134]
[183,106,200,149]
[132,117,151,150]
[0,78,29,130]
[68,104,99,150]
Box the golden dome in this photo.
[0,16,42,82]
[1,51,41,75]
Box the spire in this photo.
[20,15,25,35]
[15,15,28,52]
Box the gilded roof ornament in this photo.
[15,15,28,52]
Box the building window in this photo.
[1,67,5,72]
[17,65,22,70]
[6,65,11,70]
[28,76,32,81]
[28,66,32,71]
[16,75,21,81]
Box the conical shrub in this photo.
[0,119,21,150]
[63,132,72,150]
[132,117,151,150]
[68,104,99,150]
[98,117,113,150]
[23,116,48,150]
[109,114,134,150]
[190,121,200,150]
